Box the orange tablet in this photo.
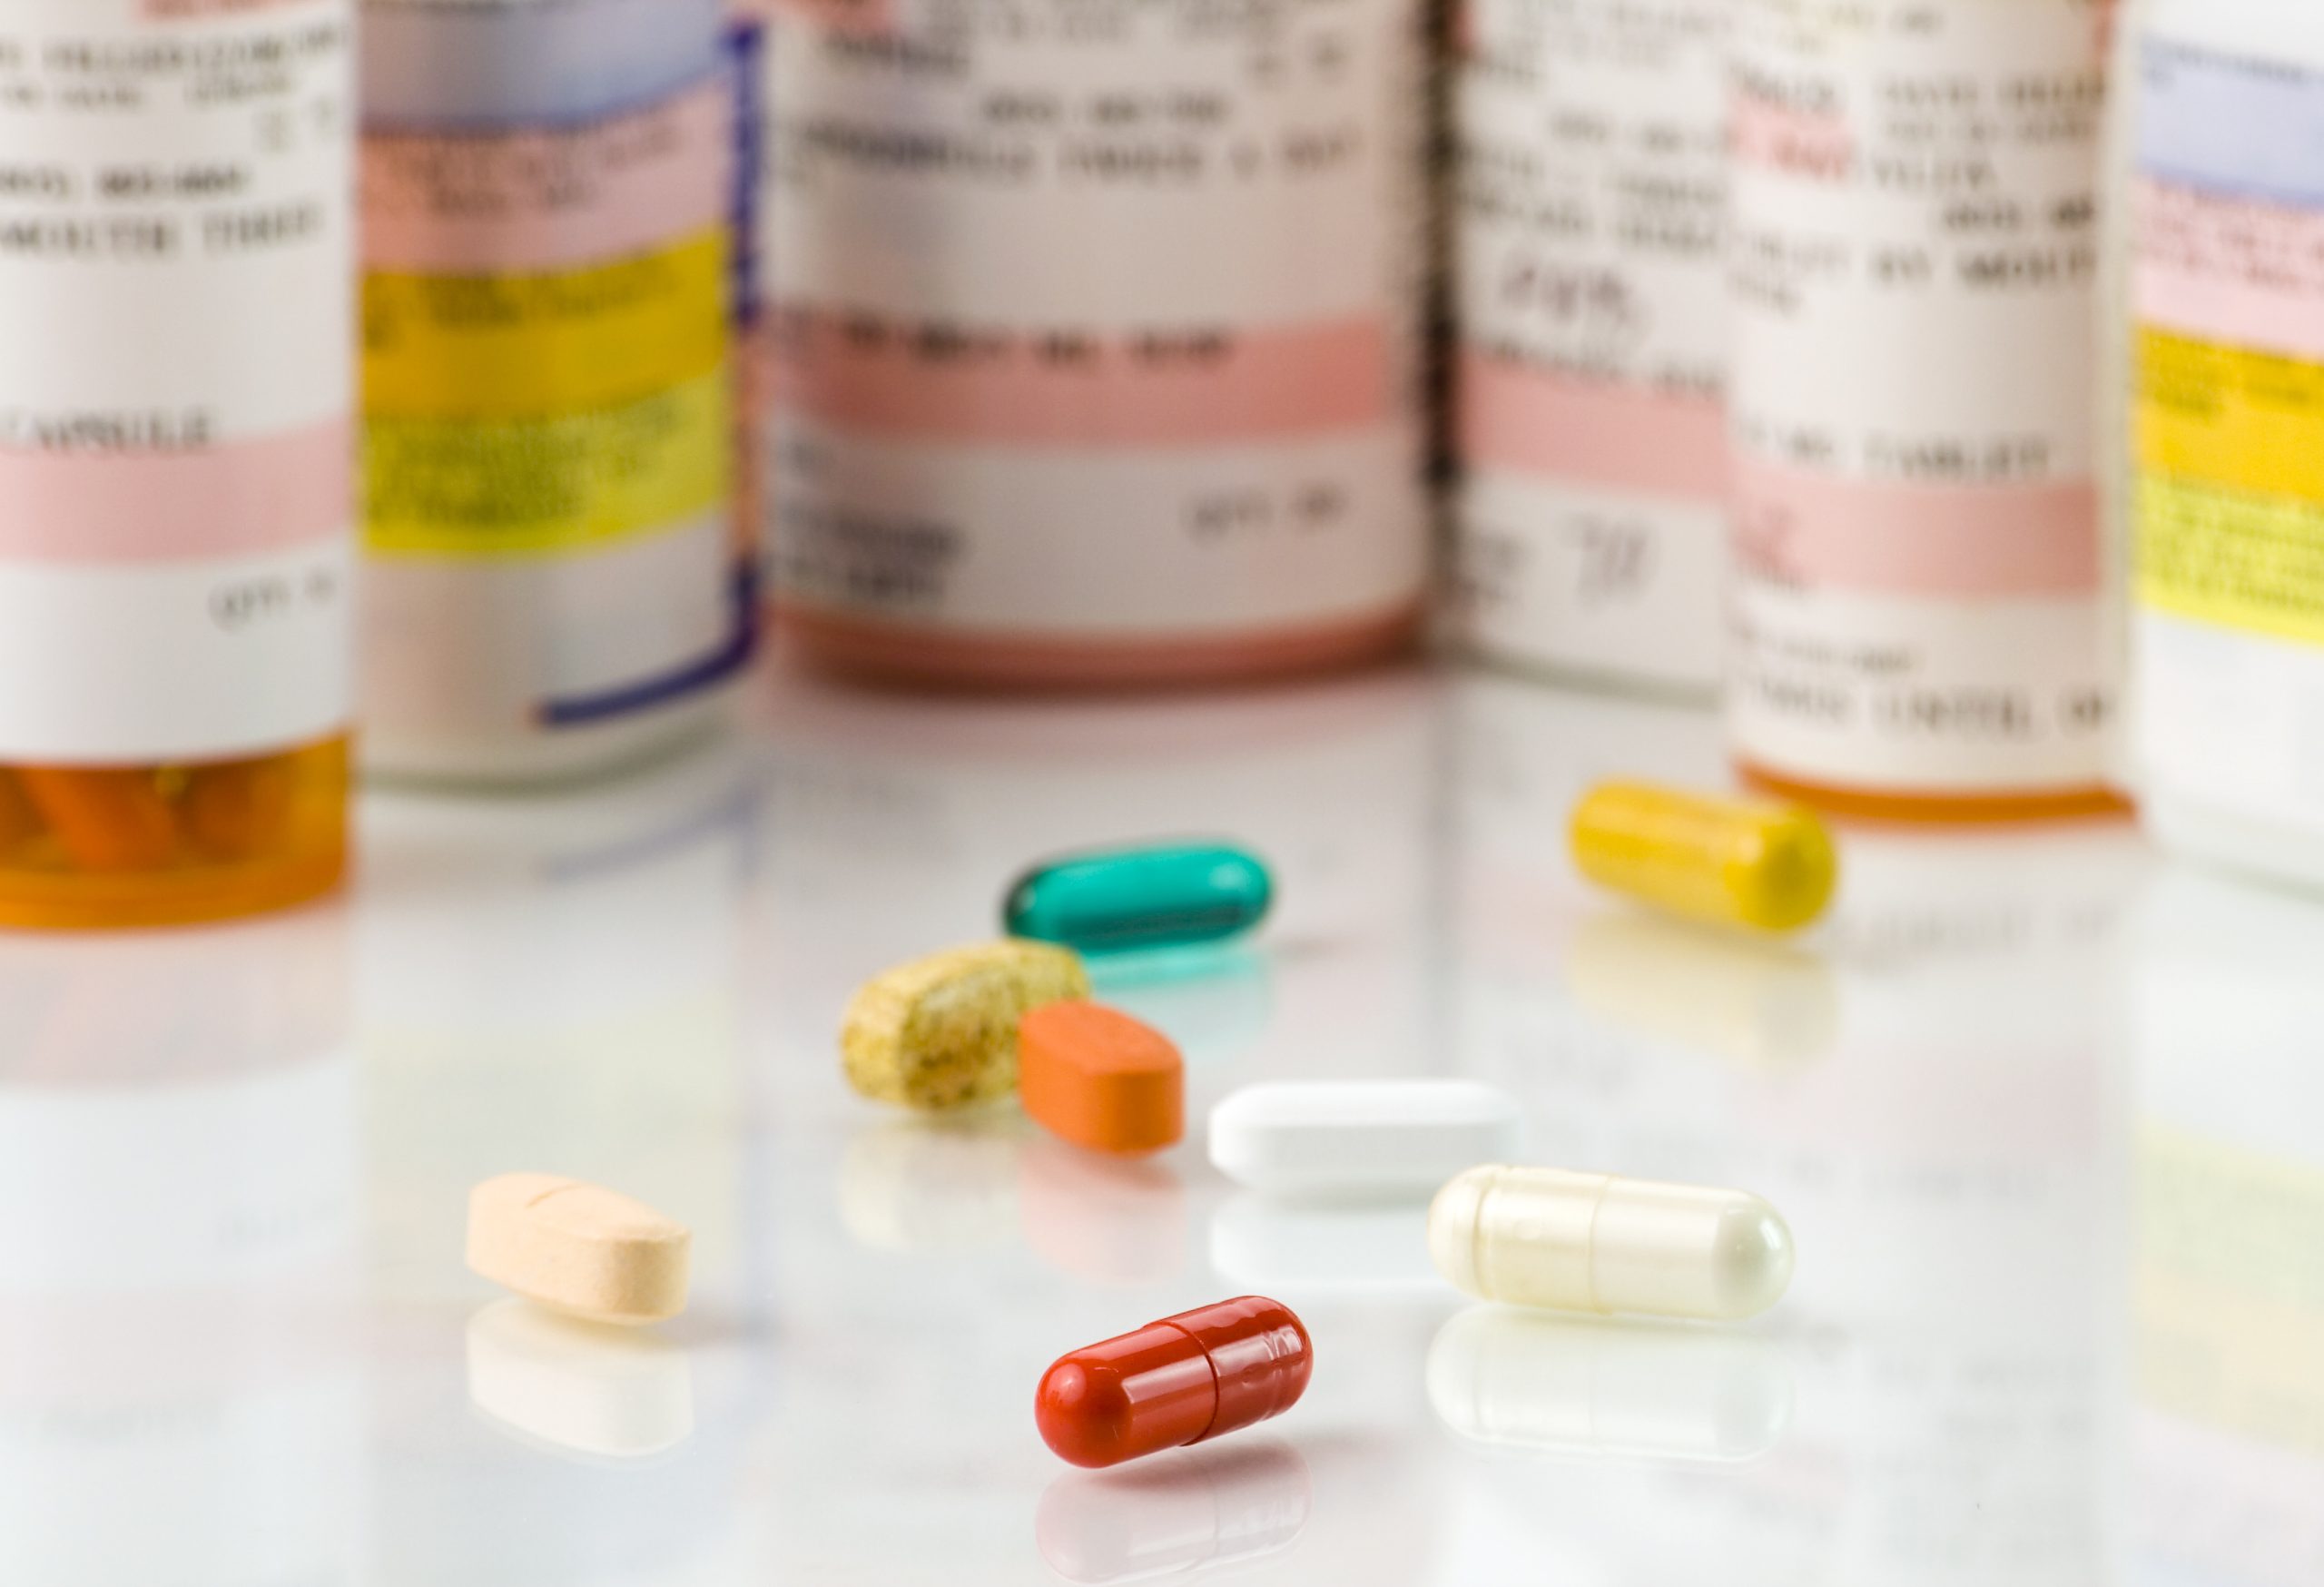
[1019,1001,1184,1156]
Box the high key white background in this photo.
[0,665,2314,1583]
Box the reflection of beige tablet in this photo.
[466,1300,694,1463]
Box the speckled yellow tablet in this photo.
[466,1173,692,1326]
[842,940,1091,1110]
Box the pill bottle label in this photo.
[1727,0,2115,797]
[765,0,1430,646]
[1453,0,1728,693]
[362,0,732,129]
[0,0,354,764]
[359,0,752,757]
[2131,28,2324,830]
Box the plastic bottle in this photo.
[1728,0,2121,820]
[0,0,355,928]
[1454,0,1728,695]
[764,0,1432,688]
[2124,0,2324,885]
[359,0,756,784]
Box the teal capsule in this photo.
[1004,843,1274,953]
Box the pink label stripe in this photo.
[144,0,317,15]
[0,419,350,565]
[764,0,897,33]
[2136,179,2324,361]
[1458,349,1725,502]
[772,308,1394,446]
[1734,457,2098,598]
[1730,88,1854,181]
[364,81,734,275]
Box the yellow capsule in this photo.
[1569,781,1837,932]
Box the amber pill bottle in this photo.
[0,0,355,929]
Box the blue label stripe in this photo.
[2141,38,2324,210]
[540,563,761,727]
[727,18,767,332]
[361,0,729,132]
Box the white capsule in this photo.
[1427,1166,1795,1321]
[1206,1080,1524,1201]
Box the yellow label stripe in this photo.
[2137,474,2324,649]
[364,229,729,420]
[2139,327,2324,503]
[366,368,731,557]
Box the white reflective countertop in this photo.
[3,665,2318,1584]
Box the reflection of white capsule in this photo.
[1035,1438,1310,1584]
[1207,1081,1523,1201]
[466,1299,694,1463]
[1426,1306,1793,1463]
[1429,1166,1795,1321]
[1207,1194,1443,1298]
[1565,912,1838,1072]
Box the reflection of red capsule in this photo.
[1035,1296,1312,1469]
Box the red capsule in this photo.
[1035,1296,1313,1469]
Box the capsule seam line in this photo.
[1470,1172,1494,1299]
[1158,1318,1225,1446]
[1582,1174,1615,1315]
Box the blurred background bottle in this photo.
[1727,0,2120,820]
[359,0,756,784]
[2126,1,2324,887]
[0,0,354,929]
[764,0,1433,688]
[1453,0,1728,698]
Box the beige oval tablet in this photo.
[467,1172,692,1326]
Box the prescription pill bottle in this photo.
[359,0,757,785]
[1727,0,2123,821]
[2124,1,2324,886]
[0,0,355,930]
[764,0,1433,689]
[1453,0,1728,697]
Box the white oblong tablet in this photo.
[1429,1166,1794,1321]
[1425,1306,1793,1463]
[466,1173,691,1326]
[1206,1081,1524,1201]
